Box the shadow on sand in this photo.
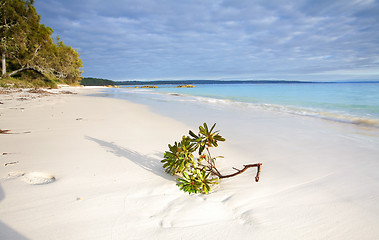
[85,136,176,182]
[0,185,29,240]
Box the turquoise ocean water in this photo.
[113,82,379,128]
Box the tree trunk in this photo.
[7,67,29,77]
[7,66,47,79]
[1,51,5,77]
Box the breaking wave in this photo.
[114,87,379,128]
[159,91,379,128]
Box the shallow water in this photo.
[120,82,379,128]
[95,85,379,145]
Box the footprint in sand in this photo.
[21,172,56,185]
[7,171,25,179]
[6,171,55,185]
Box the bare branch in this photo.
[213,163,262,182]
[0,22,18,29]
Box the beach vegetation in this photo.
[81,77,116,86]
[162,123,262,194]
[0,76,57,88]
[0,0,83,87]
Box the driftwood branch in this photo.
[212,163,262,182]
[0,129,31,134]
[5,161,19,166]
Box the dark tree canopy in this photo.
[81,77,117,86]
[0,0,83,85]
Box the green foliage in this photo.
[0,0,83,84]
[81,77,117,86]
[48,36,83,84]
[189,123,226,154]
[162,136,196,175]
[0,76,57,88]
[177,169,218,194]
[162,123,226,194]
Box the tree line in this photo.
[0,0,82,85]
[81,77,116,86]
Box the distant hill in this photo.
[81,78,379,86]
[81,77,116,86]
[115,80,313,85]
[81,78,315,86]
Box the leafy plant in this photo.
[162,136,196,174]
[162,123,262,194]
[177,169,218,194]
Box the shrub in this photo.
[162,123,262,194]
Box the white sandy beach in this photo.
[1,87,379,240]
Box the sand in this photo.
[1,87,379,240]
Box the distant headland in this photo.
[80,77,379,86]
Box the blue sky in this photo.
[35,0,379,81]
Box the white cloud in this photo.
[34,0,379,81]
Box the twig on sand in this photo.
[213,163,263,182]
[0,129,31,134]
[60,91,77,94]
[27,89,53,95]
[5,161,19,166]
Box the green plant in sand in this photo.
[162,123,262,194]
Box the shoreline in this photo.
[1,87,379,239]
[103,85,379,129]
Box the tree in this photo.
[50,37,83,84]
[0,0,31,76]
[162,123,262,194]
[0,0,82,84]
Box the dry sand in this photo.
[1,87,379,240]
